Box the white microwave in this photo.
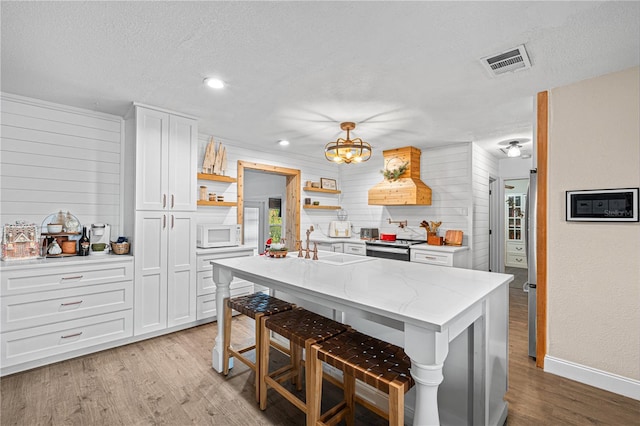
[197,224,240,248]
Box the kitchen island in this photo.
[210,253,511,426]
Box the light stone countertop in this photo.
[0,254,133,270]
[410,243,469,253]
[211,254,511,331]
[196,245,255,255]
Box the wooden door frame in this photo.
[536,91,548,367]
[237,161,301,247]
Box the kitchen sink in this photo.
[316,253,374,266]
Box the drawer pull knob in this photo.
[516,247,523,251]
[61,332,83,339]
[61,300,83,306]
[61,275,83,281]
[424,256,437,260]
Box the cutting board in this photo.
[444,230,463,246]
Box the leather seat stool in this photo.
[222,292,295,402]
[307,329,415,426]
[258,307,349,420]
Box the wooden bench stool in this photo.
[307,329,415,426]
[222,292,295,402]
[258,307,349,418]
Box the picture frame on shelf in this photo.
[320,178,337,190]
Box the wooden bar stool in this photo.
[258,307,349,417]
[222,292,295,402]
[307,329,415,426]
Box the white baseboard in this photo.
[544,355,640,400]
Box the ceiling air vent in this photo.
[481,44,531,77]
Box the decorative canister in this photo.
[61,240,77,254]
[199,186,208,201]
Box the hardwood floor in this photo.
[2,286,639,425]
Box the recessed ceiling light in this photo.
[278,139,290,146]
[204,77,225,89]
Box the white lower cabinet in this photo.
[505,241,527,268]
[134,211,196,336]
[343,242,366,256]
[196,248,255,321]
[0,258,134,375]
[410,244,469,268]
[315,242,344,253]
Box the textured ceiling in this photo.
[2,1,639,160]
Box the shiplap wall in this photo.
[340,144,474,266]
[471,142,499,271]
[195,135,340,236]
[0,93,123,236]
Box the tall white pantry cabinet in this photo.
[124,104,198,336]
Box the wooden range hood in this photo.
[368,146,432,205]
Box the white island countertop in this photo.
[210,253,512,425]
[211,254,508,331]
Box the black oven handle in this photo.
[366,246,408,255]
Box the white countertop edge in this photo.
[0,254,133,269]
[410,244,469,252]
[196,245,255,254]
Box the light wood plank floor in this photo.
[2,285,639,425]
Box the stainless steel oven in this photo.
[365,239,423,261]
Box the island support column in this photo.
[211,264,233,372]
[404,324,449,426]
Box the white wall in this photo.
[471,143,499,271]
[499,156,532,179]
[0,93,124,237]
[546,67,640,394]
[340,144,473,263]
[195,135,340,235]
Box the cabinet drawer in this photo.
[506,253,527,268]
[1,261,133,296]
[410,249,453,266]
[343,243,365,256]
[197,270,252,296]
[196,283,254,320]
[506,242,526,254]
[196,250,254,272]
[1,281,133,332]
[1,310,133,368]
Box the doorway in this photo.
[504,178,529,289]
[237,161,301,246]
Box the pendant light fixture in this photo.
[507,141,522,158]
[324,122,372,164]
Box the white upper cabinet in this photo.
[134,105,197,211]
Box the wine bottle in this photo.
[78,226,90,256]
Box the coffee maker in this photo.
[90,223,111,255]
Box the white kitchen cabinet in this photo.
[343,242,366,256]
[195,247,255,321]
[505,193,527,268]
[410,244,469,268]
[0,258,133,376]
[133,105,197,212]
[506,241,527,268]
[315,242,344,253]
[134,211,196,335]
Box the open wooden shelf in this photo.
[197,200,237,207]
[303,205,341,210]
[197,173,237,183]
[303,186,341,194]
